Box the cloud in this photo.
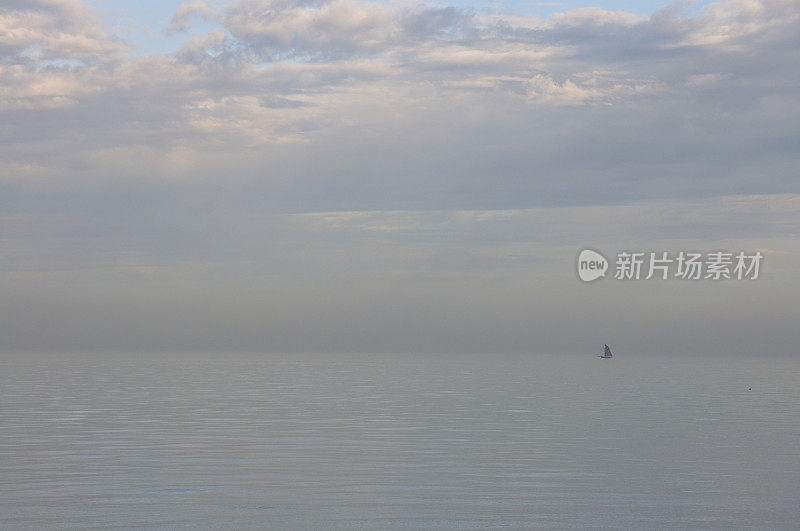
[0,0,127,62]
[1,0,796,193]
[3,0,798,178]
[166,1,216,35]
[223,0,399,59]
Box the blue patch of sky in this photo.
[88,0,222,56]
[88,0,717,56]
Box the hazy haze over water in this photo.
[2,351,798,528]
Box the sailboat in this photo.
[599,344,613,359]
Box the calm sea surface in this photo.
[1,351,798,529]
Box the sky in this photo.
[1,0,799,355]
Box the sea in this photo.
[1,351,798,529]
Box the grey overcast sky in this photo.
[1,0,799,355]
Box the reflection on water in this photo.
[1,351,798,528]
